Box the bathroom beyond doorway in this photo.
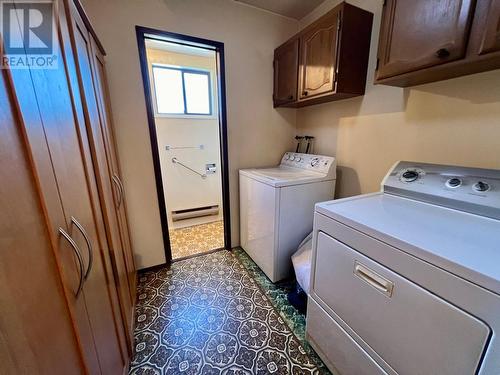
[137,28,231,261]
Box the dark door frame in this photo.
[136,26,231,263]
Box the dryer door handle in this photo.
[354,261,394,298]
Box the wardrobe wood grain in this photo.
[0,64,84,375]
[66,0,136,352]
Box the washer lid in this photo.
[316,193,500,295]
[240,166,334,187]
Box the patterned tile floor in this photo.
[169,221,224,260]
[130,250,330,374]
[232,248,329,374]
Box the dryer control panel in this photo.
[383,161,500,220]
[281,152,336,177]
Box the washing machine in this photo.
[239,152,336,282]
[307,161,500,375]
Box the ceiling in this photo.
[145,39,215,58]
[234,0,326,20]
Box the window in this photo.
[152,65,212,116]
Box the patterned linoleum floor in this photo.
[170,221,224,260]
[129,250,330,374]
[232,248,324,365]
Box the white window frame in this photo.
[151,64,216,119]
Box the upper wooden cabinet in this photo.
[377,0,474,80]
[375,0,500,86]
[299,9,340,100]
[273,38,299,106]
[478,0,500,55]
[273,2,373,108]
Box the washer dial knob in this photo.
[446,177,462,188]
[401,170,419,183]
[290,155,295,161]
[310,157,320,167]
[473,181,490,192]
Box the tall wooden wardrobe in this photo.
[0,0,136,373]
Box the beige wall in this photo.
[297,0,500,199]
[82,0,500,268]
[81,0,298,268]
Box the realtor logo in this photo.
[1,0,57,68]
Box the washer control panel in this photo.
[383,161,500,219]
[281,152,336,176]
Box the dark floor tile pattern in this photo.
[232,248,330,374]
[130,250,324,374]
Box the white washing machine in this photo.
[307,161,500,375]
[239,152,336,282]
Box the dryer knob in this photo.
[473,181,490,192]
[446,178,462,188]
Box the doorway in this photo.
[136,27,230,262]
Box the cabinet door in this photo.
[0,68,84,374]
[60,0,130,366]
[67,2,136,349]
[9,2,126,373]
[478,0,500,55]
[377,0,475,79]
[273,38,299,106]
[90,37,137,305]
[64,0,134,356]
[7,16,103,375]
[299,10,340,99]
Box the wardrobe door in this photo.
[8,1,126,373]
[6,18,101,375]
[90,37,137,301]
[0,67,83,374]
[67,0,135,349]
[58,0,130,365]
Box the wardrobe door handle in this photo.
[116,175,125,202]
[71,217,93,281]
[112,175,122,208]
[59,228,85,297]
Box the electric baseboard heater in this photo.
[171,205,219,221]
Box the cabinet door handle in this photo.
[112,175,122,208]
[71,217,93,281]
[287,95,294,100]
[303,91,309,96]
[354,261,394,297]
[59,228,85,297]
[435,48,450,59]
[116,175,125,201]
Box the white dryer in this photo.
[307,161,500,375]
[239,152,336,282]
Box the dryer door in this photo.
[312,231,490,375]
